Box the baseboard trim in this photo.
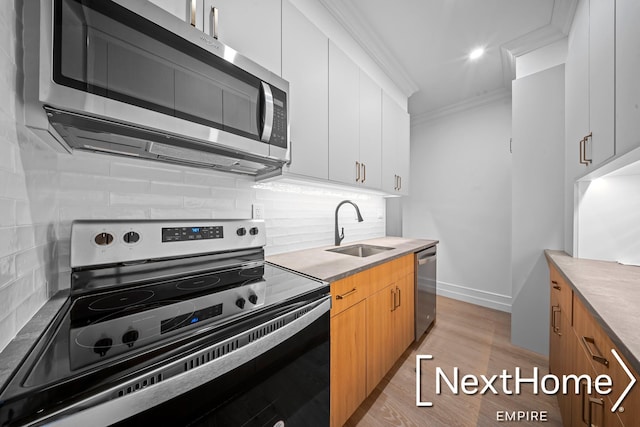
[436,280,512,313]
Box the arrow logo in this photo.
[611,349,637,412]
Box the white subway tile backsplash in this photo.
[148,182,211,198]
[58,206,148,223]
[183,170,238,188]
[0,198,15,227]
[58,172,150,194]
[148,208,214,219]
[111,161,183,183]
[0,227,17,259]
[0,311,15,355]
[0,254,15,288]
[57,153,111,176]
[57,189,109,207]
[110,192,183,208]
[183,196,235,210]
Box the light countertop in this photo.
[266,236,438,282]
[545,250,640,373]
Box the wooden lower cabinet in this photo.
[330,301,367,427]
[547,262,637,427]
[331,254,415,426]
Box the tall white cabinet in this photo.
[382,94,410,195]
[282,1,328,180]
[328,42,383,190]
[616,0,640,156]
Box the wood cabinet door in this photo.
[282,0,329,180]
[329,41,360,186]
[331,301,367,427]
[366,285,396,395]
[203,0,282,75]
[393,274,415,360]
[358,70,382,190]
[615,0,640,157]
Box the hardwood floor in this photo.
[345,296,563,427]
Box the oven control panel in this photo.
[70,220,266,268]
[69,281,267,370]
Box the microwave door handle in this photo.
[260,82,274,143]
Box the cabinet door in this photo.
[393,274,415,359]
[282,1,328,179]
[565,0,590,179]
[615,0,640,156]
[588,0,615,167]
[329,42,360,185]
[381,93,401,193]
[203,0,282,75]
[358,70,382,189]
[331,301,367,427]
[149,0,204,30]
[366,285,396,395]
[396,108,410,195]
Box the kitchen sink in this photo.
[326,244,395,258]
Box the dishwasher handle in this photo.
[416,247,436,264]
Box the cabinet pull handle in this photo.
[581,383,588,424]
[190,0,197,27]
[551,280,561,290]
[211,6,219,39]
[582,336,609,366]
[588,396,604,427]
[336,288,357,300]
[396,286,401,308]
[356,161,360,182]
[361,163,366,183]
[391,288,396,312]
[584,132,593,164]
[399,176,402,191]
[393,174,397,190]
[551,305,561,335]
[579,137,587,165]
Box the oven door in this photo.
[39,295,330,427]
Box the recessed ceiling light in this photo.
[469,47,485,60]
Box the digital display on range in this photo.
[162,226,223,242]
[160,303,223,334]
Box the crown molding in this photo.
[318,0,420,98]
[410,87,511,127]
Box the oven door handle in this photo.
[36,296,331,427]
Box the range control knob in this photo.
[94,233,114,246]
[248,294,258,305]
[122,330,139,348]
[123,231,140,244]
[235,298,246,309]
[236,227,247,237]
[249,227,259,236]
[94,337,113,357]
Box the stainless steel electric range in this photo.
[0,220,330,427]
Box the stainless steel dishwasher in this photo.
[415,246,437,340]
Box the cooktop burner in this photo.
[88,289,156,311]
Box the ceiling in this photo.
[320,0,577,121]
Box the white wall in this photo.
[0,0,386,352]
[404,97,513,312]
[576,173,640,265]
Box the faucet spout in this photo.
[334,200,364,246]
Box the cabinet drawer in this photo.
[573,294,612,377]
[574,295,640,426]
[549,265,572,317]
[368,254,414,295]
[331,269,369,317]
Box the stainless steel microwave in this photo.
[24,0,289,177]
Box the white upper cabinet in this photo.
[616,0,640,156]
[358,71,382,190]
[565,0,615,175]
[203,0,282,75]
[150,0,282,74]
[328,42,361,186]
[328,43,384,189]
[588,0,615,165]
[148,0,205,30]
[382,93,410,195]
[282,1,328,180]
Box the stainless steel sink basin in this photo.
[326,244,395,258]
